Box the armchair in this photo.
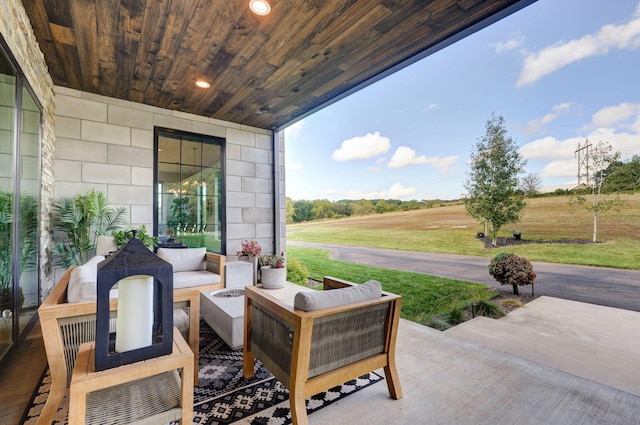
[243,277,403,425]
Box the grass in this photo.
[285,194,640,326]
[287,194,640,269]
[287,245,496,326]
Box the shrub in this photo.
[286,256,309,286]
[447,307,467,325]
[425,317,452,331]
[474,299,505,318]
[488,252,536,295]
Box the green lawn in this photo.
[287,245,495,326]
[287,194,640,269]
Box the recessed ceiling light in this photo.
[249,0,271,16]
[195,80,211,89]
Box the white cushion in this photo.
[173,270,221,289]
[293,280,382,312]
[67,255,106,303]
[157,247,206,273]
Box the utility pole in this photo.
[575,139,592,187]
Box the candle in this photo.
[115,275,154,353]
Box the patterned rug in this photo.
[22,320,382,424]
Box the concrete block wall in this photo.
[53,87,282,269]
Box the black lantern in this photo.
[95,236,173,371]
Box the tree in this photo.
[464,114,527,246]
[488,252,536,295]
[520,173,542,196]
[571,140,626,242]
[603,154,640,192]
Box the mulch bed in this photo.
[478,235,596,248]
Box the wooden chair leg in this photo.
[289,388,308,425]
[384,362,403,400]
[37,376,65,425]
[243,351,255,379]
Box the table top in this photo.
[255,281,313,305]
[71,327,192,392]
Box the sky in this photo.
[284,0,640,201]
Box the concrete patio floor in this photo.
[275,297,640,425]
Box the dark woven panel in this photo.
[251,304,294,379]
[308,303,389,378]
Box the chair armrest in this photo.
[205,252,225,287]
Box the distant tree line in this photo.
[286,198,460,224]
[528,154,640,198]
[286,155,640,225]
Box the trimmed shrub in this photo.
[286,256,310,286]
[488,252,536,295]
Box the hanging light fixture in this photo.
[249,0,271,16]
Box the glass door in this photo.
[0,42,42,362]
[0,53,16,358]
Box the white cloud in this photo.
[521,102,640,179]
[284,120,305,139]
[520,135,582,161]
[332,131,391,161]
[522,101,640,172]
[517,8,640,86]
[387,146,459,172]
[367,165,383,172]
[285,161,302,170]
[322,182,417,200]
[424,103,438,112]
[590,102,640,128]
[490,33,525,53]
[524,102,572,134]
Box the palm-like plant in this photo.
[52,189,127,267]
[0,190,38,303]
[0,189,13,295]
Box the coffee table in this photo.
[200,281,313,350]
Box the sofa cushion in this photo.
[173,270,222,289]
[157,247,206,273]
[294,280,382,312]
[67,255,106,303]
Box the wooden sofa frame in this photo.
[243,276,403,425]
[37,252,224,425]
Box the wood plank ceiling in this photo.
[22,0,534,130]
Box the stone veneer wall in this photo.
[0,0,57,296]
[53,87,282,284]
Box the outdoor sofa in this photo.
[37,248,225,425]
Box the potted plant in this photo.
[258,252,286,289]
[510,229,524,240]
[52,189,126,267]
[112,225,158,251]
[237,240,261,285]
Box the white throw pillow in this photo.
[67,255,105,303]
[157,247,206,273]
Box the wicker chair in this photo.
[243,277,403,425]
[37,252,224,425]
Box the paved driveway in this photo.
[287,241,640,312]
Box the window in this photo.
[154,128,224,253]
[0,39,42,360]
